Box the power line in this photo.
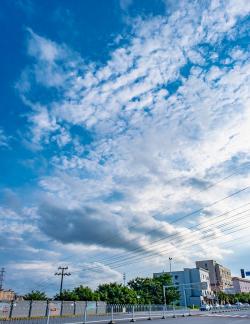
[87,205,250,269]
[36,204,250,292]
[38,222,250,292]
[83,186,250,267]
[81,166,249,264]
[107,215,250,270]
[78,200,250,270]
[34,192,250,293]
[37,164,249,285]
[30,169,250,292]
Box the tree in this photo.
[54,285,98,301]
[74,285,99,301]
[128,274,179,304]
[54,289,79,301]
[154,273,179,304]
[96,283,138,304]
[24,290,47,300]
[217,291,230,304]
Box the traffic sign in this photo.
[245,271,250,276]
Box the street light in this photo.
[169,257,173,273]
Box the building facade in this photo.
[232,277,250,293]
[0,289,15,301]
[195,260,233,292]
[154,268,214,307]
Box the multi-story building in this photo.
[153,268,214,307]
[0,289,15,301]
[195,260,233,292]
[232,277,250,293]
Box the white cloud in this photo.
[0,128,10,148]
[11,0,250,289]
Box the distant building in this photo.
[232,277,250,293]
[0,289,15,301]
[195,260,233,292]
[153,268,214,307]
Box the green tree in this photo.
[74,285,99,301]
[154,273,179,304]
[54,285,98,301]
[24,290,47,300]
[96,283,138,304]
[54,289,79,301]
[128,274,179,304]
[217,291,230,304]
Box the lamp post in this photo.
[169,258,173,273]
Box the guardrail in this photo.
[208,304,250,314]
[0,303,195,323]
[0,302,249,324]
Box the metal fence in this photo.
[0,302,249,324]
[0,300,106,319]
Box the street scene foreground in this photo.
[0,305,250,324]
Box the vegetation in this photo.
[128,273,179,304]
[23,274,178,304]
[23,290,48,300]
[54,285,99,301]
[21,275,250,305]
[96,282,138,304]
[217,291,250,304]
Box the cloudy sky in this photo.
[0,0,250,296]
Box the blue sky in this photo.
[0,0,250,296]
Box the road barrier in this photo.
[0,302,249,324]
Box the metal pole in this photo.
[60,300,63,316]
[163,286,167,309]
[60,268,64,298]
[172,304,176,318]
[73,301,76,315]
[161,304,165,319]
[45,300,49,317]
[108,305,115,324]
[162,286,166,319]
[28,300,33,318]
[130,305,136,322]
[169,257,172,273]
[83,304,87,324]
[147,305,152,320]
[46,304,50,324]
[9,300,14,318]
[183,287,187,317]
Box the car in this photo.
[200,304,211,311]
[224,303,232,308]
[234,302,243,306]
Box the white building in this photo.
[154,268,214,307]
[232,277,250,293]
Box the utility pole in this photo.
[55,266,71,299]
[0,268,5,290]
[123,272,126,286]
